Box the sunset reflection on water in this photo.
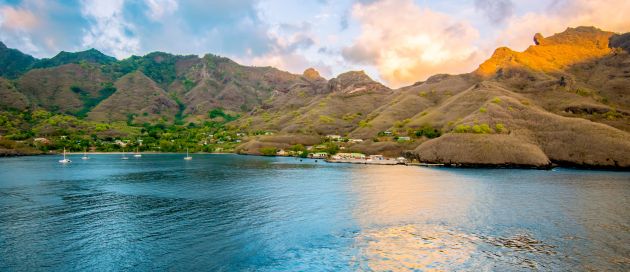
[347,165,480,270]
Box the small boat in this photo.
[59,148,72,164]
[134,147,142,158]
[184,148,192,160]
[81,148,89,160]
[121,149,129,160]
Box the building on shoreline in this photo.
[309,152,328,159]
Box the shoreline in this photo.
[3,151,628,171]
[64,152,235,155]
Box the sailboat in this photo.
[81,148,89,160]
[134,147,142,158]
[121,149,129,160]
[184,148,192,160]
[59,148,71,164]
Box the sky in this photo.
[0,0,629,88]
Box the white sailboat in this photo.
[81,148,89,160]
[184,148,192,160]
[121,149,129,160]
[59,148,72,164]
[134,147,142,158]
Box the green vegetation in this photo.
[479,107,487,113]
[208,108,238,122]
[413,125,441,139]
[472,124,492,134]
[342,112,361,121]
[495,123,506,132]
[394,119,411,128]
[259,147,278,156]
[358,120,371,128]
[491,97,502,103]
[604,109,622,120]
[0,108,244,153]
[289,144,308,157]
[0,42,38,78]
[574,88,592,97]
[454,123,495,134]
[72,83,117,118]
[319,115,335,124]
[454,124,471,133]
[33,49,116,69]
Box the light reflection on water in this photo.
[0,155,628,271]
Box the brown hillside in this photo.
[0,77,29,110]
[16,63,111,113]
[88,71,179,123]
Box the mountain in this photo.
[88,71,179,123]
[32,48,117,69]
[0,26,628,168]
[0,42,38,78]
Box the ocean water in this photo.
[0,154,628,271]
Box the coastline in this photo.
[3,151,628,171]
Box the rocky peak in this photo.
[328,70,390,94]
[533,33,545,45]
[610,32,630,52]
[302,68,322,80]
[475,26,615,77]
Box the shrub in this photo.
[491,97,502,104]
[454,124,471,133]
[495,123,505,133]
[479,107,487,113]
[319,115,334,124]
[575,88,591,97]
[419,91,427,97]
[259,147,278,156]
[358,120,370,128]
[479,123,492,133]
[604,110,622,120]
[414,125,441,139]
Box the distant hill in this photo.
[0,26,628,168]
[0,42,37,78]
[32,48,117,69]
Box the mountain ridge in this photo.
[0,26,629,168]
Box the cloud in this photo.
[240,20,331,77]
[0,6,39,30]
[0,0,87,57]
[474,0,514,24]
[80,0,140,58]
[342,0,481,87]
[144,0,178,21]
[498,0,630,51]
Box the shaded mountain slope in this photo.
[0,42,37,78]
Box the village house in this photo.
[309,152,328,159]
[348,138,364,143]
[33,138,51,145]
[115,140,127,147]
[332,153,366,160]
[276,149,288,156]
[397,136,411,142]
[368,154,384,161]
[326,135,342,141]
